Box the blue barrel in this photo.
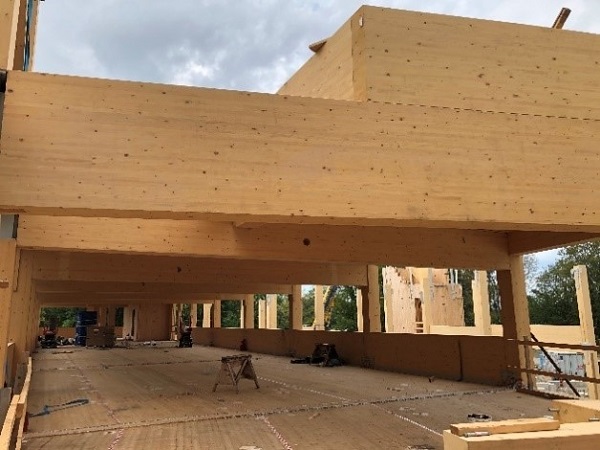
[75,336,87,346]
[76,311,97,326]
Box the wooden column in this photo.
[360,265,381,333]
[421,270,434,334]
[0,0,20,69]
[258,297,267,329]
[472,270,492,335]
[289,285,303,330]
[202,304,211,328]
[314,285,325,330]
[498,255,532,386]
[356,288,363,332]
[190,303,198,328]
[266,294,277,329]
[170,303,179,340]
[212,300,221,328]
[572,265,600,399]
[243,295,254,329]
[7,250,34,382]
[106,306,115,327]
[0,239,17,387]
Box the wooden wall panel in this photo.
[278,18,355,100]
[361,7,600,118]
[192,328,514,385]
[2,72,600,232]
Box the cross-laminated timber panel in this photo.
[17,215,511,269]
[2,72,600,232]
[286,6,600,117]
[30,251,367,286]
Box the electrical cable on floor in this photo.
[29,398,90,417]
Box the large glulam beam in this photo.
[31,251,367,286]
[35,280,293,295]
[2,72,600,232]
[18,215,509,269]
[37,292,245,307]
[508,231,600,255]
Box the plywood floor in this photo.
[23,344,551,450]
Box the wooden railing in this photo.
[512,337,600,398]
[0,356,32,450]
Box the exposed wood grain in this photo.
[17,215,511,269]
[3,72,600,232]
[450,417,559,436]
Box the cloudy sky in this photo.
[34,0,596,270]
[35,0,599,93]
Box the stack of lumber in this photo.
[444,400,600,449]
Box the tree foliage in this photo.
[528,242,600,337]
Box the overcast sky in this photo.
[35,0,599,93]
[34,0,595,269]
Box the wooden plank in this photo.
[0,0,20,69]
[444,422,600,450]
[360,7,600,119]
[17,215,511,270]
[552,399,600,423]
[450,417,559,436]
[31,251,367,286]
[3,73,600,232]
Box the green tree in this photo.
[40,307,84,328]
[528,242,600,336]
[328,286,358,331]
[302,288,315,327]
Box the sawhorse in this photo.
[213,354,260,393]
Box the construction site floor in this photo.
[23,344,551,449]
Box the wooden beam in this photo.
[31,251,367,286]
[17,216,510,269]
[552,399,600,423]
[37,292,262,307]
[508,232,599,255]
[34,280,293,296]
[0,0,20,69]
[444,422,600,450]
[450,417,559,436]
[552,7,571,29]
[3,72,600,233]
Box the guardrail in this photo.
[511,336,600,398]
[0,357,32,450]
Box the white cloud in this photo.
[34,1,600,93]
